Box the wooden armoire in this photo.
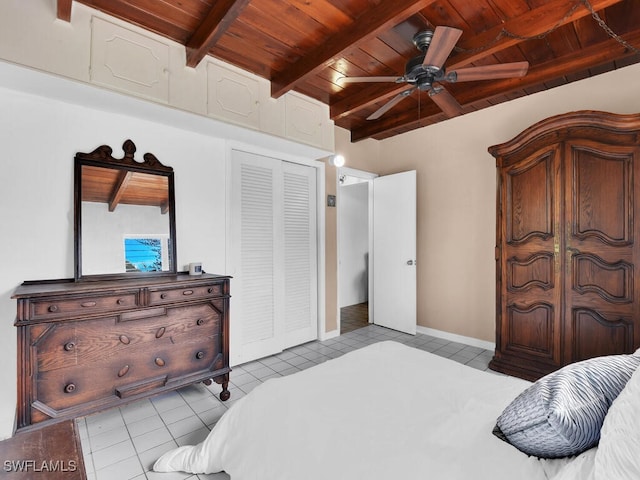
[489,111,640,381]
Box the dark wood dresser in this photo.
[13,273,230,432]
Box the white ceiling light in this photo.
[329,154,345,167]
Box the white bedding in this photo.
[154,341,591,479]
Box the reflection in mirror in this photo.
[74,140,177,280]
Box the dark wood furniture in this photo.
[489,110,640,381]
[0,419,86,479]
[13,273,230,432]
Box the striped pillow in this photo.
[493,351,640,458]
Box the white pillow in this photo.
[594,363,640,479]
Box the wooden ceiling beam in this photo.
[109,170,133,212]
[331,0,625,121]
[57,0,72,22]
[351,29,640,141]
[270,0,440,99]
[447,0,624,69]
[185,0,251,68]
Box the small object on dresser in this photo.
[189,262,203,275]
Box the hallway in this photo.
[340,302,368,334]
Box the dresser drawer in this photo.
[32,306,223,413]
[34,335,223,413]
[34,303,222,374]
[148,282,223,305]
[28,291,140,321]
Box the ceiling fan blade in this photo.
[422,26,462,69]
[338,76,403,84]
[450,61,529,82]
[367,88,416,120]
[429,87,463,118]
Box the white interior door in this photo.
[230,150,318,365]
[372,170,417,334]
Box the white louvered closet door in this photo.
[230,150,317,366]
[282,161,317,349]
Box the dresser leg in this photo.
[213,373,231,401]
[220,382,230,401]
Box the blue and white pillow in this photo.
[493,350,640,458]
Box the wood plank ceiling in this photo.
[57,0,640,142]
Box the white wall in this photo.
[0,61,328,440]
[340,62,640,345]
[338,181,369,307]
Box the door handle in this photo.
[406,259,416,266]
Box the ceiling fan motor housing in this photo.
[406,30,451,90]
[406,54,446,90]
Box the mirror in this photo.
[74,139,177,280]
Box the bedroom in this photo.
[1,0,640,478]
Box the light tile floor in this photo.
[78,324,495,480]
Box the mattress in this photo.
[154,340,593,479]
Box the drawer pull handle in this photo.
[64,342,76,352]
[160,293,167,299]
[208,287,214,294]
[64,383,76,394]
[118,365,130,377]
[155,357,165,367]
[48,305,58,313]
[117,298,125,305]
[119,335,130,345]
[81,301,97,308]
[196,351,205,360]
[196,318,204,326]
[156,327,166,338]
[183,290,194,296]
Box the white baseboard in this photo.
[416,325,495,351]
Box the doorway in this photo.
[337,168,417,335]
[338,168,375,334]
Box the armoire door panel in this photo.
[507,252,554,292]
[570,145,633,245]
[505,302,555,359]
[571,308,634,361]
[505,150,556,244]
[571,253,632,303]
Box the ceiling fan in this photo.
[339,26,529,120]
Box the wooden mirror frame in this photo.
[74,139,177,281]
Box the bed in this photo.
[153,341,640,479]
